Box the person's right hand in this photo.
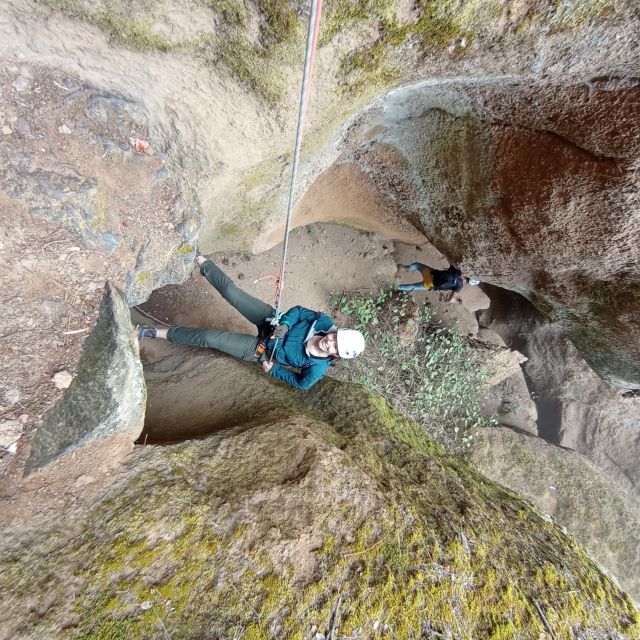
[261,361,274,373]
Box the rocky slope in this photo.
[0,0,639,634]
[478,284,640,499]
[0,61,199,479]
[1,357,638,639]
[1,0,638,386]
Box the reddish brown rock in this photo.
[347,78,640,387]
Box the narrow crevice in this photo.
[477,283,564,445]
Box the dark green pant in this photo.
[167,260,275,362]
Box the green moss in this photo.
[91,189,107,229]
[91,11,173,51]
[173,243,195,256]
[259,0,300,45]
[527,289,557,319]
[550,0,618,30]
[212,175,280,250]
[416,111,495,263]
[412,0,471,48]
[369,394,445,458]
[38,0,175,52]
[216,221,245,240]
[319,0,396,45]
[242,164,278,192]
[39,0,303,102]
[200,0,249,28]
[338,40,401,97]
[135,271,150,284]
[199,0,303,105]
[515,9,541,33]
[218,35,288,105]
[2,385,639,638]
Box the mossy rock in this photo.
[3,363,638,638]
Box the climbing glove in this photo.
[272,324,289,339]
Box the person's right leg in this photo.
[200,260,275,327]
[397,281,427,291]
[167,326,260,361]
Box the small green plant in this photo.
[233,250,251,262]
[331,287,496,451]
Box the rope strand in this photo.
[269,0,323,362]
[273,0,323,320]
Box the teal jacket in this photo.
[266,306,336,389]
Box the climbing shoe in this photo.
[136,325,157,340]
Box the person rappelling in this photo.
[136,254,365,389]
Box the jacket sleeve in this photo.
[279,306,304,327]
[314,312,337,332]
[269,362,327,389]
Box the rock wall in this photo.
[478,284,640,500]
[0,1,639,628]
[468,424,640,602]
[337,77,640,387]
[1,0,639,391]
[0,61,199,478]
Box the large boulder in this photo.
[24,282,145,473]
[1,357,638,638]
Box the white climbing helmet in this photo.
[468,277,480,286]
[337,329,365,359]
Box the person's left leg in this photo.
[398,262,427,272]
[397,281,427,291]
[199,260,275,328]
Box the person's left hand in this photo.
[272,324,289,339]
[261,361,274,373]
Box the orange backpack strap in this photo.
[422,269,435,290]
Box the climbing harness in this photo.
[268,0,323,362]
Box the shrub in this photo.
[331,287,496,451]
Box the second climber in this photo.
[396,262,480,304]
